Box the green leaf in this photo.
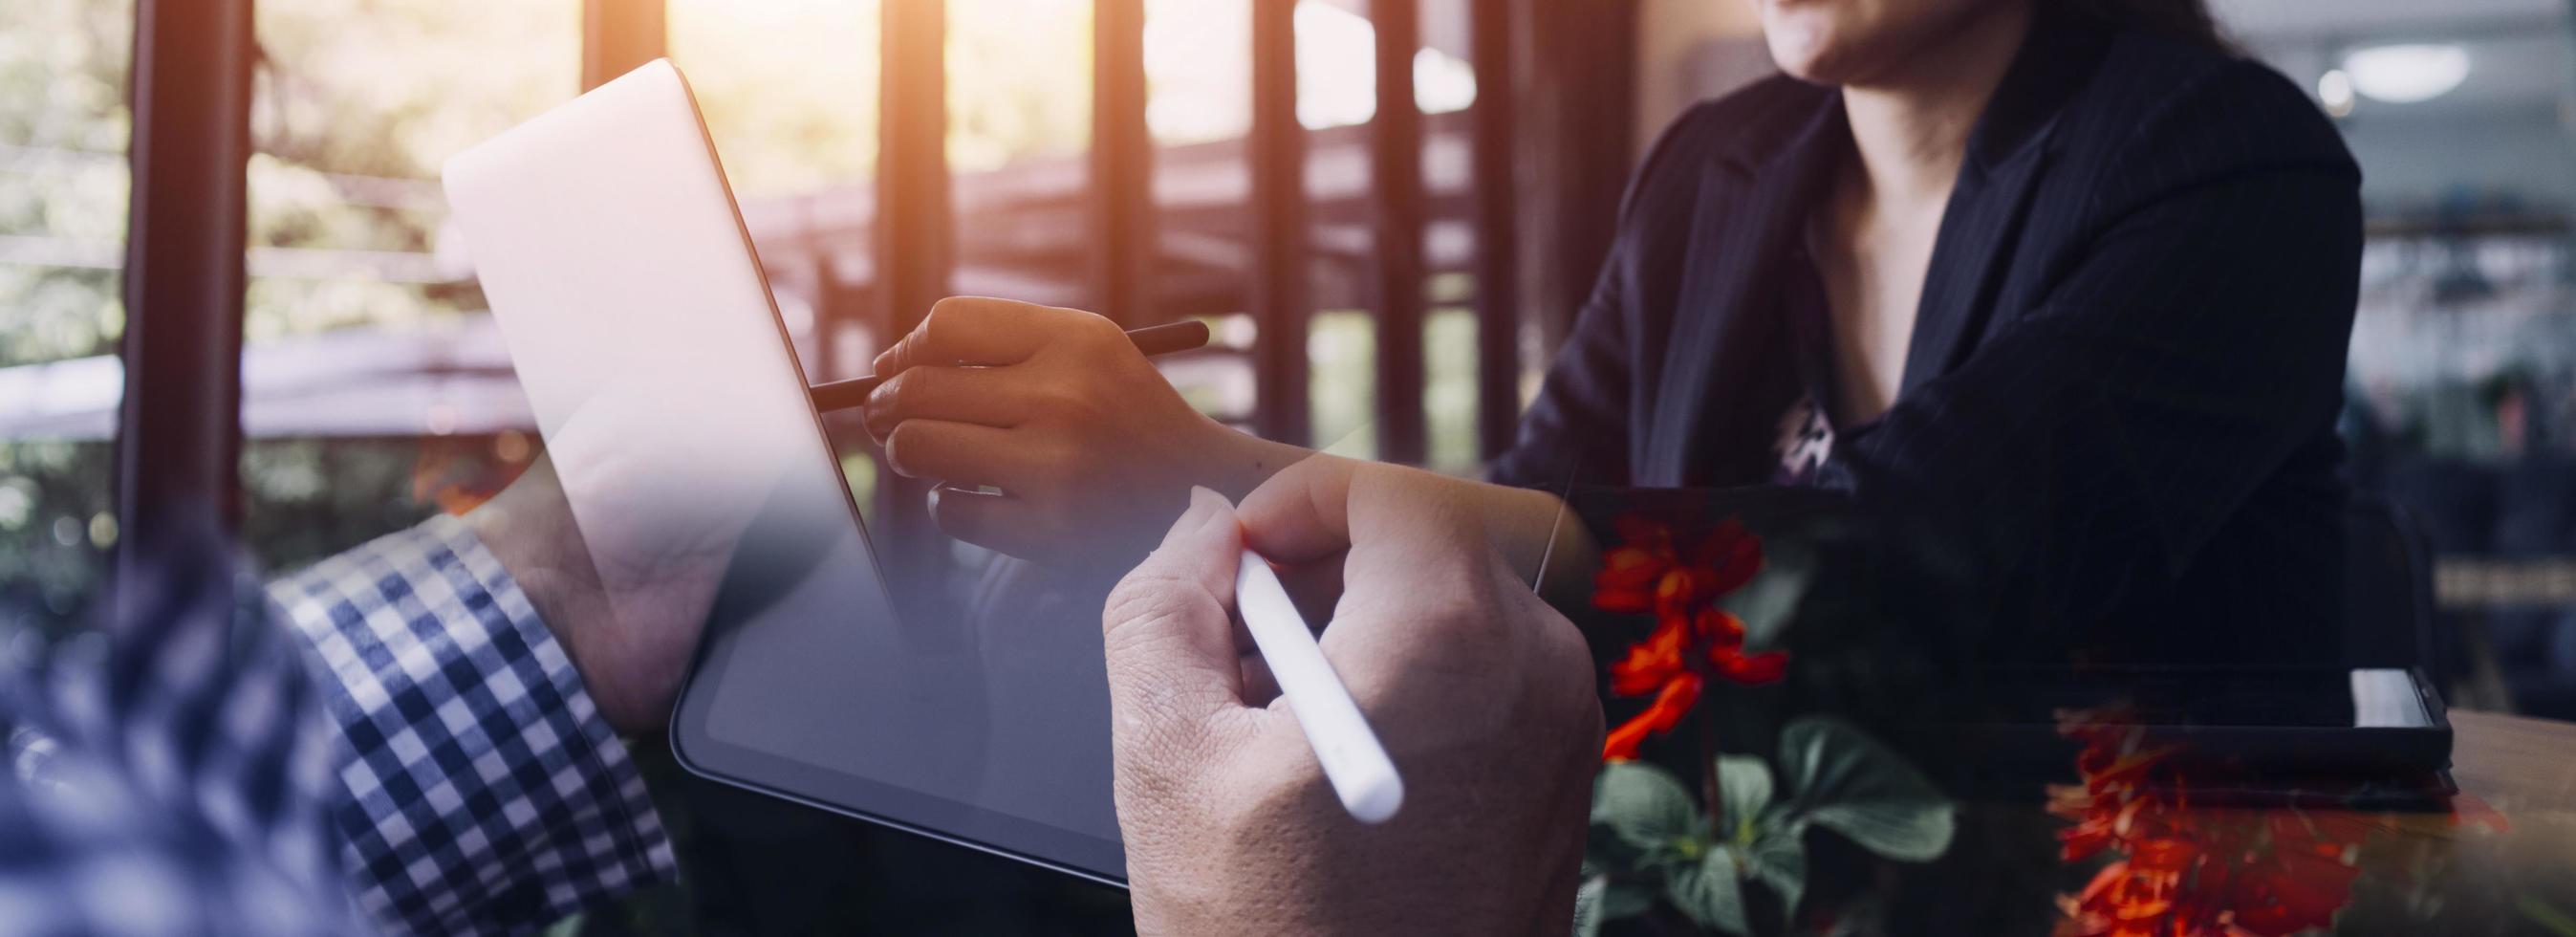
[1666,847,1750,936]
[1572,877,1606,937]
[2520,895,2576,937]
[1721,538,1812,648]
[1591,761,1700,851]
[1572,872,1658,937]
[1743,828,1808,917]
[1713,754,1774,835]
[1601,879,1655,920]
[1777,716,1957,862]
[1585,822,1643,874]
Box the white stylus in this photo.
[1234,548,1406,823]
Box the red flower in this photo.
[2050,708,2371,937]
[1595,515,1786,761]
[1601,672,1701,763]
[1592,515,1763,620]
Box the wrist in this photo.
[1200,422,1313,504]
[464,462,627,724]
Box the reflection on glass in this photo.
[0,0,131,627]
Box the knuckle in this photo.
[923,296,980,344]
[1101,568,1209,644]
[876,369,914,409]
[1067,309,1122,343]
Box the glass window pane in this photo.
[0,0,132,626]
[948,0,1093,173]
[672,0,882,199]
[1146,0,1254,424]
[671,0,881,393]
[242,0,578,572]
[948,0,1093,313]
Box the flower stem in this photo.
[1699,708,1721,816]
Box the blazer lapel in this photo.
[1897,140,2055,395]
[1645,100,1848,487]
[1897,8,2110,394]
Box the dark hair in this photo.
[2076,0,2233,53]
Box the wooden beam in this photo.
[1370,0,1427,465]
[1518,0,1636,351]
[116,0,254,592]
[1249,0,1310,447]
[582,0,666,91]
[1092,0,1154,325]
[1469,0,1522,461]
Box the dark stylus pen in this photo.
[808,319,1212,413]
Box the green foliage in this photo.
[1717,536,1811,650]
[0,442,113,632]
[1713,755,1773,840]
[1592,760,1700,852]
[1777,717,1956,862]
[0,0,134,369]
[1576,717,1957,937]
[1666,846,1748,934]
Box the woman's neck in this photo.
[1840,1,2034,207]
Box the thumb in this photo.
[1102,487,1248,728]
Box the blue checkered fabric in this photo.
[0,514,677,936]
[266,515,676,935]
[0,529,354,936]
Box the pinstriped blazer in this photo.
[1494,11,2363,664]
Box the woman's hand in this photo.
[863,296,1309,577]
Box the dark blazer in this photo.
[1493,11,2364,664]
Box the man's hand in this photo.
[864,297,1309,578]
[465,385,780,736]
[1101,463,1602,935]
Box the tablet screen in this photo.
[445,60,1123,883]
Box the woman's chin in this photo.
[1765,43,1863,86]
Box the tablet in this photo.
[442,60,1125,883]
[1946,665,2454,780]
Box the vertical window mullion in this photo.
[116,0,254,596]
[1250,0,1310,447]
[582,0,666,90]
[1470,0,1521,461]
[1092,0,1152,326]
[1370,0,1427,466]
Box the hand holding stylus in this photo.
[1102,460,1600,935]
[860,297,1313,581]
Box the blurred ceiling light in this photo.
[2341,43,2471,104]
[2317,68,2354,117]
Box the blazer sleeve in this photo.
[1488,103,1721,490]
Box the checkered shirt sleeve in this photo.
[266,514,677,936]
[1,534,357,936]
